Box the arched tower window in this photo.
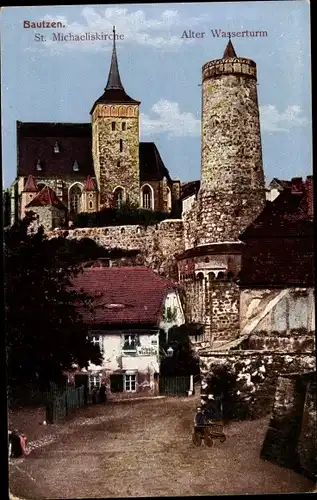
[114,187,124,209]
[142,185,153,210]
[69,184,82,214]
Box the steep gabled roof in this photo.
[139,143,171,182]
[17,123,172,183]
[239,184,314,287]
[240,188,313,239]
[180,180,200,200]
[25,185,67,211]
[17,121,94,178]
[23,174,38,192]
[269,178,292,190]
[71,266,179,326]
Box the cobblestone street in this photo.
[9,396,316,499]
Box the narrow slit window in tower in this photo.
[122,122,126,131]
[112,122,116,131]
[120,139,123,152]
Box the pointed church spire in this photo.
[222,37,237,59]
[105,26,124,91]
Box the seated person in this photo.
[194,406,205,426]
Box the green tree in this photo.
[159,324,200,377]
[4,214,102,390]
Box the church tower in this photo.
[198,39,266,244]
[90,26,141,208]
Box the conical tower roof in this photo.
[90,26,140,114]
[25,186,66,210]
[83,175,97,191]
[23,174,38,193]
[222,39,237,59]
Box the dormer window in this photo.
[73,160,79,172]
[54,142,60,153]
[36,159,42,171]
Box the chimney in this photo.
[291,177,304,195]
[305,176,314,219]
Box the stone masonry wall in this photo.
[199,351,315,420]
[196,189,265,244]
[27,206,66,233]
[261,372,317,481]
[92,104,140,207]
[48,219,185,280]
[182,279,240,345]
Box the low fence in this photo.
[8,384,86,424]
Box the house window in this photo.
[122,334,138,350]
[114,187,124,209]
[89,201,93,209]
[90,334,104,353]
[122,122,126,131]
[142,186,153,210]
[89,373,101,390]
[69,184,82,213]
[125,374,136,392]
[112,122,116,131]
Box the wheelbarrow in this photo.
[192,419,226,447]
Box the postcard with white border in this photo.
[2,2,315,498]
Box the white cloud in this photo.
[259,104,309,132]
[24,7,204,53]
[140,100,200,139]
[140,101,309,139]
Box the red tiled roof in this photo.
[23,174,38,192]
[71,266,179,326]
[83,175,97,191]
[26,185,67,210]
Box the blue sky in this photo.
[0,1,312,188]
